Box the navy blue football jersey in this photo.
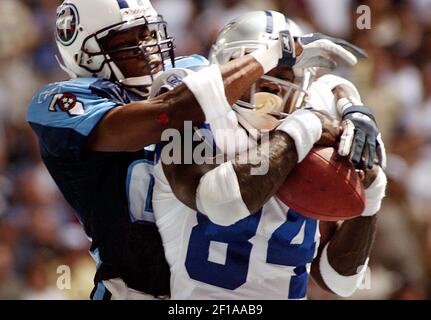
[27,55,210,299]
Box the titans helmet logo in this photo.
[56,4,79,46]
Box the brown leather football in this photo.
[276,147,366,221]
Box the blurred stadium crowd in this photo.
[0,0,430,300]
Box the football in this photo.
[276,147,366,221]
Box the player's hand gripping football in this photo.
[338,106,387,170]
[309,109,342,147]
[357,165,379,189]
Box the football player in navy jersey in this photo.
[27,0,366,299]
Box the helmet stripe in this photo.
[265,10,274,34]
[117,0,130,9]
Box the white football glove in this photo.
[251,31,364,75]
[278,31,367,75]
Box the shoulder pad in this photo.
[152,55,211,97]
[149,68,194,98]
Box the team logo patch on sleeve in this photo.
[167,74,183,87]
[49,93,85,116]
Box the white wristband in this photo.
[182,65,231,122]
[276,109,322,163]
[250,40,281,74]
[196,161,251,226]
[362,167,387,217]
[336,97,363,115]
[319,243,369,297]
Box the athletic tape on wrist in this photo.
[196,161,251,226]
[276,109,322,163]
[336,97,363,115]
[182,65,231,122]
[319,243,369,297]
[362,167,387,217]
[250,40,281,74]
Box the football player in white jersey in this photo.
[152,11,387,299]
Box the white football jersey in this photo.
[152,74,351,299]
[153,161,320,300]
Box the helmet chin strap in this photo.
[119,75,157,87]
[109,61,161,97]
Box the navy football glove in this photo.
[339,105,385,169]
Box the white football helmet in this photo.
[209,10,312,130]
[55,0,175,93]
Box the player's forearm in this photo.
[186,131,300,226]
[324,167,384,276]
[311,166,386,296]
[159,54,265,126]
[233,131,298,213]
[87,56,264,152]
[157,55,263,129]
[234,109,333,213]
[324,216,377,275]
[86,85,205,152]
[220,55,264,105]
[195,109,326,225]
[311,216,377,296]
[163,132,298,215]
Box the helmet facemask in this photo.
[213,43,311,131]
[78,14,175,94]
[233,72,311,132]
